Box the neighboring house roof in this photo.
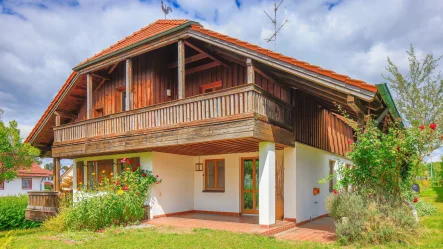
[17,163,53,177]
[61,165,73,179]
[25,19,381,144]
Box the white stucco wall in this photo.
[0,177,46,196]
[193,152,258,213]
[150,152,194,216]
[291,142,351,223]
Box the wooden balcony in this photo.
[52,84,294,158]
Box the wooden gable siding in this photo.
[294,91,354,156]
[76,51,290,122]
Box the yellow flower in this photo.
[92,173,96,176]
[110,173,113,176]
[102,170,106,174]
[79,182,82,185]
[117,190,124,195]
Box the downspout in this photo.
[40,177,44,191]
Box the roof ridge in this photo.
[191,24,377,92]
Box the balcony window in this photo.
[201,81,222,94]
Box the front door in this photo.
[241,158,259,214]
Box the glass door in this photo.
[241,158,259,214]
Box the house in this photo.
[26,20,399,227]
[60,165,74,190]
[0,163,53,196]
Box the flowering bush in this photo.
[44,158,161,231]
[337,116,442,203]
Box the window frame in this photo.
[204,159,225,192]
[22,178,32,190]
[200,81,222,94]
[0,180,4,190]
[115,86,126,113]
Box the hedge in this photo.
[0,195,41,230]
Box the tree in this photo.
[383,45,443,129]
[0,113,40,182]
[44,162,54,171]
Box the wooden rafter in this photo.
[184,41,228,67]
[108,63,119,74]
[186,61,220,75]
[254,67,277,84]
[91,72,110,81]
[168,53,208,68]
[347,95,367,115]
[93,79,106,94]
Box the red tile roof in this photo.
[190,25,377,93]
[75,19,192,69]
[18,163,53,177]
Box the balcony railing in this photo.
[54,84,293,143]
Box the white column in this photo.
[259,141,276,226]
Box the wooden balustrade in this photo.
[54,84,293,143]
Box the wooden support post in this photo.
[374,107,390,126]
[86,73,93,119]
[247,58,255,84]
[53,157,61,192]
[125,58,133,111]
[54,112,60,126]
[178,40,185,99]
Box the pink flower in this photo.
[413,197,418,203]
[333,189,338,194]
[122,186,129,191]
[419,125,425,130]
[142,173,147,177]
[347,139,353,145]
[121,158,127,163]
[430,123,437,130]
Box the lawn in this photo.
[1,188,442,249]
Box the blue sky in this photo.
[1,0,443,165]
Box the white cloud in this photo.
[1,0,443,160]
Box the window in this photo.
[200,81,222,94]
[87,160,114,187]
[115,87,126,112]
[95,108,103,118]
[76,161,84,185]
[117,157,140,174]
[22,178,32,190]
[204,159,225,191]
[0,181,4,190]
[329,160,336,192]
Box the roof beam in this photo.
[186,61,220,75]
[347,95,368,115]
[168,53,208,68]
[54,111,77,119]
[108,63,119,74]
[374,107,390,126]
[91,72,110,81]
[184,40,228,67]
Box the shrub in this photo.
[0,195,40,231]
[327,192,417,245]
[414,201,437,217]
[44,159,161,231]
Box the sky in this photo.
[1,0,443,165]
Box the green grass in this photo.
[1,188,442,249]
[416,187,443,248]
[0,227,329,249]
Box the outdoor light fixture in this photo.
[195,156,203,171]
[166,89,171,97]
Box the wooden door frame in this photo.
[240,157,259,215]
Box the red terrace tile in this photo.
[275,217,336,244]
[144,213,294,235]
